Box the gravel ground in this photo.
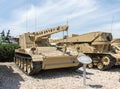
[0,62,120,89]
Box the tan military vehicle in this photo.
[55,31,119,70]
[14,25,82,75]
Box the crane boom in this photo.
[34,25,68,42]
[19,25,68,49]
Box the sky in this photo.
[0,0,120,38]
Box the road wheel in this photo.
[15,57,17,64]
[14,57,16,64]
[102,56,110,65]
[97,62,104,70]
[18,58,21,67]
[20,59,24,69]
[101,55,116,70]
[87,63,93,69]
[23,59,27,72]
[27,60,33,75]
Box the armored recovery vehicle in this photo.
[14,25,82,75]
[55,31,119,70]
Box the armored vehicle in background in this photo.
[55,32,119,70]
[14,25,82,75]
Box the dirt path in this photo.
[0,62,119,89]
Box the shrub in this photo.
[0,44,19,62]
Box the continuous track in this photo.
[14,53,41,75]
[86,53,116,70]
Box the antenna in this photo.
[66,17,68,25]
[111,16,114,33]
[66,17,69,38]
[35,14,37,31]
[35,8,37,31]
[63,30,64,42]
[26,0,28,32]
[65,5,78,39]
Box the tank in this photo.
[14,25,82,75]
[55,31,119,70]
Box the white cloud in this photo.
[2,0,97,36]
[1,0,120,39]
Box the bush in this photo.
[0,44,19,62]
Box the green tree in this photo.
[0,44,19,62]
